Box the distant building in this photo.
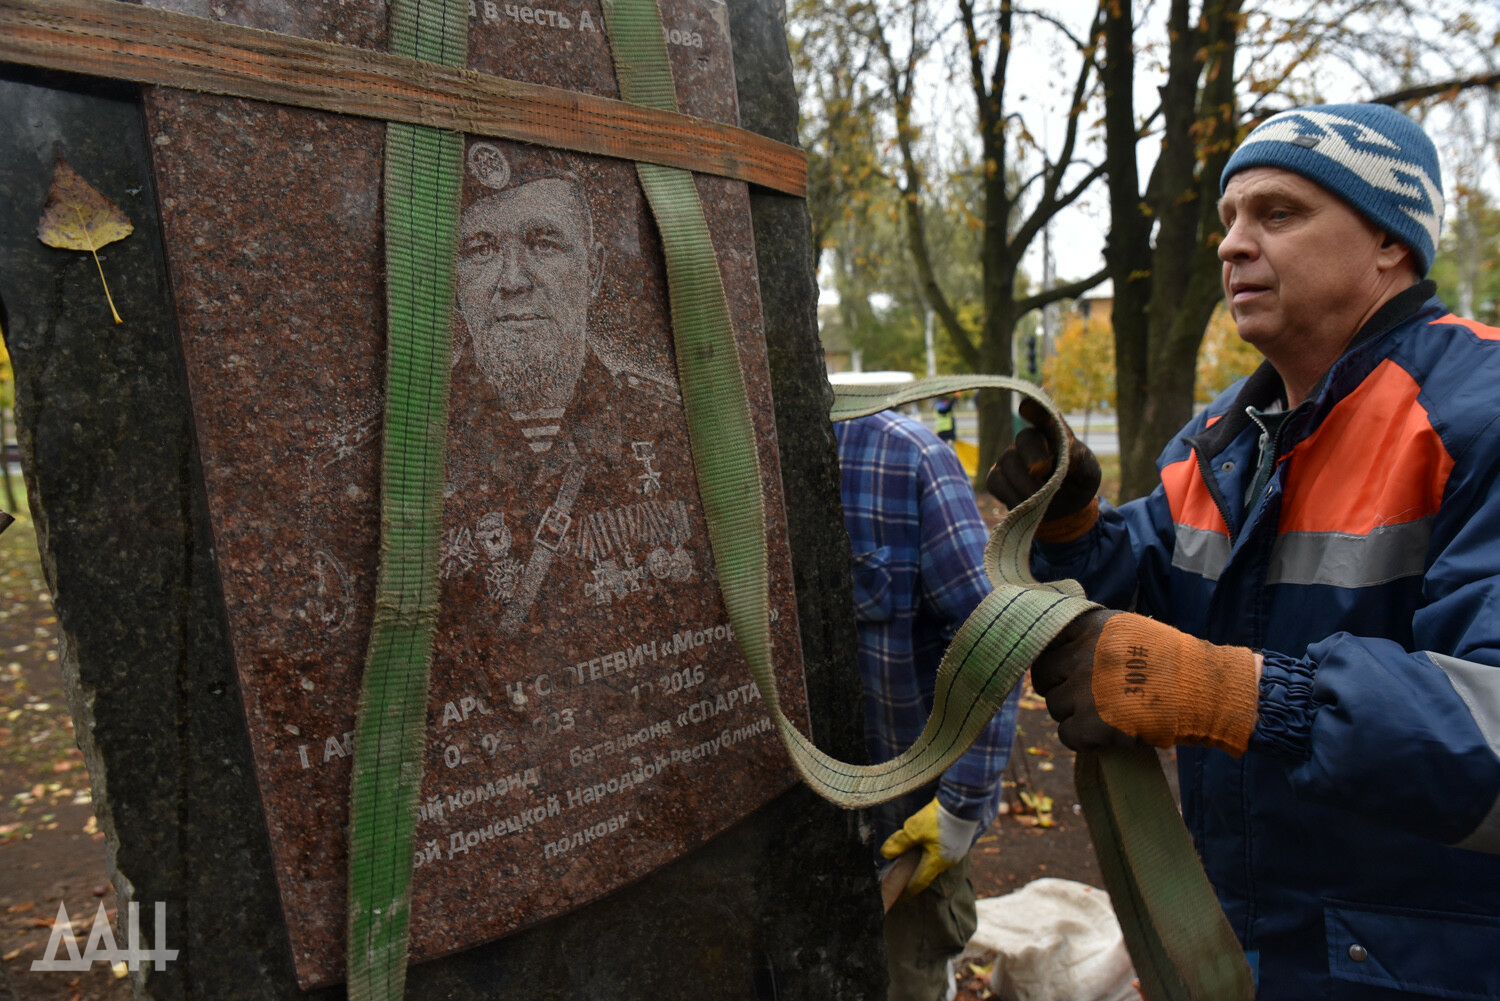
[1076,278,1114,323]
[819,300,860,374]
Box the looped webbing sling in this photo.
[829,379,1255,1000]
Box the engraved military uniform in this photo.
[440,345,711,649]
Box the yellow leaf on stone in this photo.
[36,157,133,324]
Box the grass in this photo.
[1098,453,1121,507]
[0,513,75,831]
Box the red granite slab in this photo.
[139,0,809,986]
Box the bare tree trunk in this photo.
[1102,0,1155,500]
[1105,0,1240,501]
[975,297,1016,487]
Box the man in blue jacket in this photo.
[993,104,1500,998]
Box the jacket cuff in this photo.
[935,800,980,861]
[1035,497,1100,543]
[1032,511,1104,563]
[936,783,991,823]
[1248,650,1318,761]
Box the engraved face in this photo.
[457,177,603,414]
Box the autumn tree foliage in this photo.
[1044,314,1116,429]
[796,0,1500,498]
[792,0,1108,482]
[1195,305,1263,403]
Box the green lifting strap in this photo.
[597,0,1250,992]
[344,0,465,996]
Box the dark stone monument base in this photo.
[0,0,886,993]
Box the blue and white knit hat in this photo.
[1221,104,1444,276]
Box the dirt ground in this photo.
[0,503,1135,1000]
[0,514,128,1001]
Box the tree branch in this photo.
[1012,5,1088,48]
[957,0,990,132]
[1015,267,1110,314]
[1009,5,1104,252]
[1013,158,1107,254]
[1374,73,1500,106]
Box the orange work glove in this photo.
[1031,610,1261,756]
[987,398,1102,543]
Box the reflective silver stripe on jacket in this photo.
[1171,523,1231,582]
[1428,651,1500,854]
[1172,517,1432,587]
[1266,517,1432,588]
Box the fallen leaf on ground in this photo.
[1018,789,1055,827]
[36,157,133,324]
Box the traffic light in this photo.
[1025,336,1038,380]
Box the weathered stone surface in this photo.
[0,0,884,995]
[137,0,810,983]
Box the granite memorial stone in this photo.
[137,0,808,982]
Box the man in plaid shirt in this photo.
[835,409,1020,1001]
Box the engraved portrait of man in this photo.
[455,143,606,427]
[301,145,703,637]
[438,142,702,632]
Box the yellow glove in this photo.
[880,798,978,900]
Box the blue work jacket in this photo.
[1035,284,1500,999]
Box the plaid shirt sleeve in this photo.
[836,411,1019,835]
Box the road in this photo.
[935,412,1120,456]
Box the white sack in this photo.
[965,877,1139,1001]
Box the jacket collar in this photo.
[1188,279,1437,460]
